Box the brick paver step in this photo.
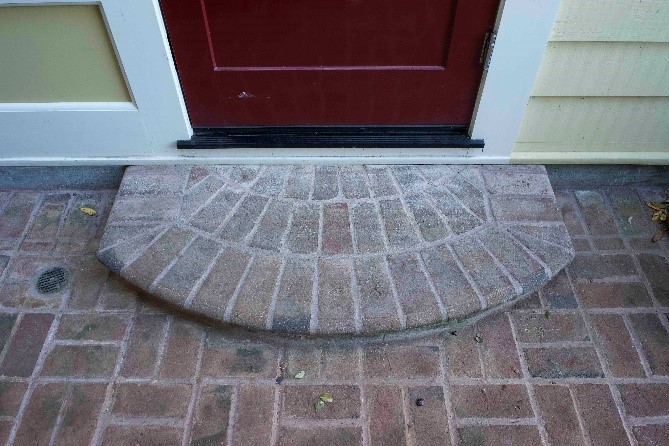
[97,165,574,337]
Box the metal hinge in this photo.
[479,31,497,70]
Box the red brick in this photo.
[201,339,279,378]
[630,313,669,376]
[591,314,645,377]
[555,190,586,236]
[0,313,54,377]
[159,320,202,379]
[573,384,628,446]
[282,347,321,381]
[229,253,282,330]
[367,386,406,446]
[512,311,588,343]
[102,425,183,446]
[111,383,191,418]
[0,421,11,445]
[478,314,522,378]
[444,326,483,379]
[577,282,653,308]
[364,345,440,379]
[317,257,356,334]
[54,384,107,444]
[634,424,669,446]
[67,255,109,309]
[535,385,584,446]
[407,386,451,446]
[231,385,274,446]
[0,381,28,417]
[56,313,127,341]
[322,203,353,254]
[190,385,232,445]
[457,425,541,446]
[0,314,17,351]
[121,314,167,378]
[524,347,603,379]
[41,345,118,377]
[282,385,360,420]
[450,385,532,419]
[98,275,139,310]
[276,426,362,446]
[322,347,360,381]
[13,383,66,446]
[619,384,669,417]
[0,192,39,239]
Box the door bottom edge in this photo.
[178,125,484,149]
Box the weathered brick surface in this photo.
[573,384,629,446]
[0,313,53,377]
[450,384,532,418]
[524,347,604,379]
[2,177,667,446]
[282,385,360,419]
[367,385,406,446]
[535,385,585,446]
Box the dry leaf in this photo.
[319,393,334,403]
[79,207,97,216]
[294,370,305,379]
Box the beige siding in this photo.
[512,0,669,163]
[550,0,669,43]
[532,43,669,97]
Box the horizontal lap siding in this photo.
[512,0,669,163]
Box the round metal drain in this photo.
[35,266,70,294]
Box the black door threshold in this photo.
[178,126,484,149]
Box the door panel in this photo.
[161,0,500,126]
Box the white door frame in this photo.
[0,0,192,160]
[0,0,560,165]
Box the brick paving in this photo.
[99,165,573,336]
[0,180,668,445]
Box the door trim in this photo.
[0,0,559,164]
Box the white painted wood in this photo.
[0,0,191,157]
[0,0,558,163]
[516,97,669,144]
[471,0,562,159]
[532,42,669,97]
[550,0,669,42]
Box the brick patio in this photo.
[0,180,668,445]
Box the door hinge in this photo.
[479,31,497,70]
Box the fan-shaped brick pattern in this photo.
[98,165,574,336]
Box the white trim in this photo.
[0,0,559,163]
[0,0,191,158]
[470,0,562,159]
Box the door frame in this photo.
[0,0,560,164]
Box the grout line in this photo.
[416,252,448,320]
[477,236,523,295]
[382,255,408,329]
[621,314,654,378]
[568,384,595,446]
[348,259,363,334]
[47,384,73,446]
[148,235,199,293]
[506,312,550,445]
[226,385,240,446]
[181,328,205,446]
[437,343,462,446]
[223,254,256,322]
[400,386,414,446]
[309,254,320,334]
[265,257,288,331]
[268,348,284,446]
[153,316,173,379]
[89,312,136,446]
[446,242,489,310]
[183,245,225,308]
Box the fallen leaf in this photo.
[627,216,633,225]
[474,333,483,344]
[79,207,97,216]
[319,393,333,403]
[314,400,325,410]
[294,370,305,379]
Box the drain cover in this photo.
[35,266,70,294]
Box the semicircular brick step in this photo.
[98,165,574,336]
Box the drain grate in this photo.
[35,266,70,294]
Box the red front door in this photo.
[160,0,500,126]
